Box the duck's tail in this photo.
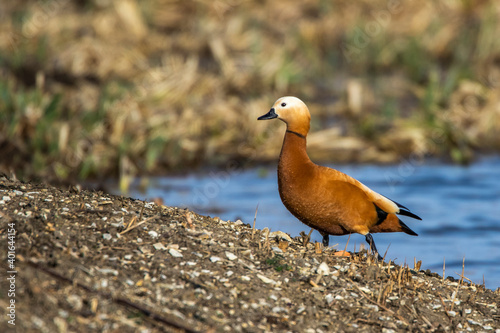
[371,209,418,236]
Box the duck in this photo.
[258,96,421,259]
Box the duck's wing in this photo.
[329,169,421,220]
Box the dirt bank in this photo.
[0,176,499,332]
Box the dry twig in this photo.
[353,284,409,326]
[120,215,159,235]
[251,203,259,239]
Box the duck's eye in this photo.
[281,102,287,107]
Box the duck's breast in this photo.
[278,165,379,235]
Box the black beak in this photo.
[258,108,278,120]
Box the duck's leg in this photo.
[365,233,383,260]
[320,231,329,247]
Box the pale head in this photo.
[257,96,311,136]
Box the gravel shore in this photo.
[0,176,499,332]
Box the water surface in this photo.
[118,157,500,290]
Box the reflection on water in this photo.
[118,156,500,290]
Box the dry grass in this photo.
[0,0,500,184]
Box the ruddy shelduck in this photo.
[258,96,421,259]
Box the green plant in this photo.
[266,255,292,272]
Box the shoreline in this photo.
[0,176,499,332]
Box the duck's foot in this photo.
[365,233,383,261]
[320,233,329,247]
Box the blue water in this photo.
[119,156,500,290]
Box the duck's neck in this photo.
[278,130,313,178]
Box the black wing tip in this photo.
[391,199,409,211]
[398,209,422,220]
[382,195,422,220]
[399,220,418,236]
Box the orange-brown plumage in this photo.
[258,96,421,258]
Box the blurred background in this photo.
[1,1,499,288]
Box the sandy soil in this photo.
[0,176,499,332]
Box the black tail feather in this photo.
[398,209,422,220]
[390,199,409,211]
[399,219,418,236]
[382,195,422,220]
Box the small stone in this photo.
[169,248,183,258]
[359,287,371,294]
[257,274,275,284]
[148,230,159,238]
[192,251,203,257]
[241,276,251,281]
[32,316,44,328]
[269,231,293,242]
[54,317,67,331]
[98,268,118,276]
[468,319,480,326]
[110,220,123,227]
[210,256,221,263]
[272,306,286,313]
[447,311,456,317]
[271,246,283,253]
[67,295,83,311]
[102,233,112,240]
[153,242,166,250]
[2,196,11,201]
[317,262,330,276]
[58,310,69,318]
[297,306,306,314]
[225,252,237,261]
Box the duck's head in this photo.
[258,96,311,136]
